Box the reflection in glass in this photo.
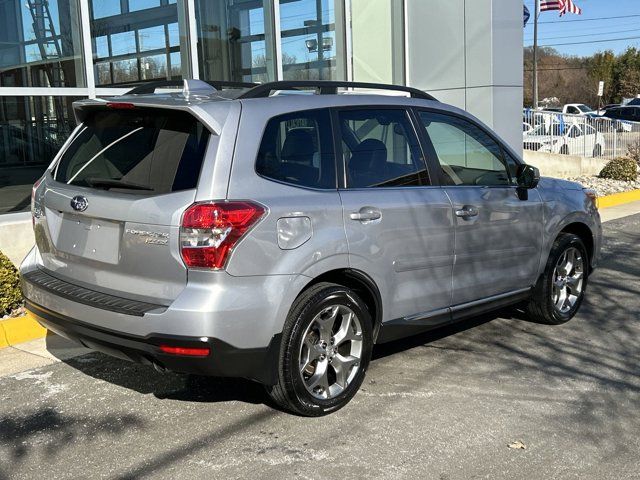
[90,0,184,86]
[279,0,344,80]
[0,0,85,87]
[195,0,276,83]
[0,96,79,213]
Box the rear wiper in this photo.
[85,178,153,191]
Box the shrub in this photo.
[0,250,22,317]
[599,157,638,182]
[627,140,640,167]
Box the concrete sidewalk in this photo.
[600,200,640,223]
[0,335,90,377]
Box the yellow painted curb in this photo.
[0,312,47,349]
[598,189,640,209]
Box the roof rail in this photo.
[237,81,437,101]
[126,79,257,95]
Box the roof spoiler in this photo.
[238,81,438,101]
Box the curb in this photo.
[598,189,640,209]
[0,312,47,349]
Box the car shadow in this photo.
[49,307,520,409]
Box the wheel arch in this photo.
[558,221,595,269]
[298,269,383,342]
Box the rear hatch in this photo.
[35,104,212,304]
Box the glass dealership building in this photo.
[0,0,521,263]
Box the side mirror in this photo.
[516,164,540,190]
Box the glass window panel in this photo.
[95,36,110,59]
[138,26,167,52]
[350,0,404,84]
[418,112,511,186]
[195,0,276,83]
[92,0,120,19]
[96,62,112,85]
[256,109,336,189]
[167,23,180,47]
[90,1,184,86]
[0,0,85,87]
[129,0,161,12]
[110,31,137,56]
[140,54,167,80]
[169,51,181,78]
[112,58,139,84]
[0,96,80,214]
[279,0,343,80]
[338,109,428,188]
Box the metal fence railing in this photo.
[522,109,640,160]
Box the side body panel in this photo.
[445,186,544,304]
[339,188,454,322]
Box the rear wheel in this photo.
[266,282,373,416]
[525,233,589,325]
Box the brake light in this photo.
[106,102,136,109]
[180,201,265,269]
[159,345,210,357]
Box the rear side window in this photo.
[54,108,210,194]
[338,109,428,188]
[256,109,336,189]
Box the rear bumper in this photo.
[26,300,281,384]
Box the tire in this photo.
[525,233,589,325]
[593,145,602,157]
[266,282,373,416]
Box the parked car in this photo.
[21,80,602,416]
[524,122,605,157]
[627,98,640,106]
[603,106,638,132]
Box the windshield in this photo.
[54,108,210,194]
[577,104,594,113]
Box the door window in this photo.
[337,109,428,188]
[417,111,512,187]
[256,109,336,189]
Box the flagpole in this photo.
[533,0,539,109]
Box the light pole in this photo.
[533,0,540,109]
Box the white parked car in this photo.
[524,123,605,157]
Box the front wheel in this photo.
[266,282,373,416]
[525,233,589,325]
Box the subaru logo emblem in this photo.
[70,195,88,212]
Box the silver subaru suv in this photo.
[21,80,602,416]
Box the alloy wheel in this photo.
[298,304,363,400]
[552,247,584,314]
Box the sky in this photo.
[523,0,640,57]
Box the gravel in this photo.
[566,175,640,196]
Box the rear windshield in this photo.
[54,108,210,194]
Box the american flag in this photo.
[539,0,582,16]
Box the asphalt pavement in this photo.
[1,213,639,480]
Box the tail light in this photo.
[180,201,265,269]
[31,177,43,226]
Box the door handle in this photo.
[455,206,479,218]
[350,207,382,222]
